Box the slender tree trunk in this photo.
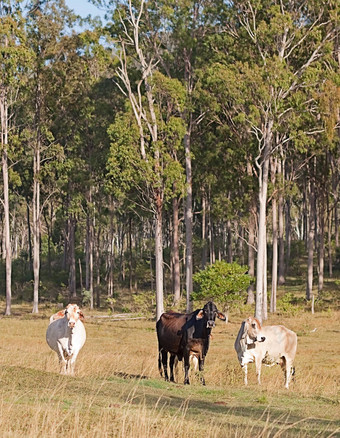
[78,258,83,293]
[270,157,278,313]
[255,119,273,323]
[155,194,164,321]
[306,178,315,303]
[68,214,76,299]
[172,194,181,305]
[89,215,94,309]
[247,163,255,305]
[318,194,325,294]
[328,204,333,277]
[226,218,232,263]
[32,122,41,314]
[184,127,193,312]
[26,203,32,270]
[86,213,90,291]
[285,199,291,273]
[107,200,115,298]
[247,209,256,305]
[1,88,11,316]
[278,158,285,285]
[128,217,133,293]
[201,191,207,269]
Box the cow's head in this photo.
[65,304,85,329]
[196,301,226,328]
[243,316,265,344]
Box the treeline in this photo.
[0,0,339,319]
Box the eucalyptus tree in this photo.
[0,0,31,315]
[107,0,188,319]
[219,0,338,322]
[147,0,228,311]
[24,0,77,312]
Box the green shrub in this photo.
[192,261,250,310]
[276,292,303,315]
[81,290,92,306]
[132,291,155,315]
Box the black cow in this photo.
[156,301,226,385]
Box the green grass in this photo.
[0,304,339,437]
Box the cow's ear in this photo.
[79,311,85,321]
[196,310,204,320]
[217,312,226,321]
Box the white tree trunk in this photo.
[306,178,315,301]
[255,119,273,323]
[0,89,12,316]
[32,140,40,314]
[184,130,193,313]
[278,158,285,285]
[155,199,164,321]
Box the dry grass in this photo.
[0,303,339,437]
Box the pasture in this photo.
[0,304,339,437]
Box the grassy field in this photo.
[0,302,339,437]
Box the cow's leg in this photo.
[169,354,176,382]
[68,351,79,376]
[56,343,67,374]
[242,364,248,385]
[198,357,206,386]
[255,358,262,385]
[161,350,169,381]
[283,358,294,389]
[158,350,163,378]
[184,351,190,385]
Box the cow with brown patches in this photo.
[46,304,86,375]
[234,316,297,388]
[156,301,226,385]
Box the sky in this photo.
[64,0,107,22]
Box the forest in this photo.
[0,0,339,321]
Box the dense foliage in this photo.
[0,0,339,316]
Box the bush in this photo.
[192,261,250,310]
[276,292,304,315]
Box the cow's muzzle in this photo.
[206,321,215,328]
[257,336,266,342]
[68,321,76,329]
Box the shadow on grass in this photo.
[2,365,338,437]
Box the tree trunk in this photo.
[26,203,32,270]
[247,209,256,305]
[107,200,115,298]
[247,163,255,305]
[278,158,285,285]
[328,204,333,278]
[155,195,164,321]
[68,214,76,299]
[78,258,83,293]
[201,191,207,269]
[318,194,325,294]
[128,217,133,293]
[270,157,278,313]
[306,177,315,302]
[226,218,232,263]
[32,124,41,314]
[1,88,12,316]
[285,199,291,274]
[86,213,90,291]
[184,128,193,313]
[255,119,273,323]
[172,194,181,305]
[89,215,94,309]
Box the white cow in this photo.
[234,316,297,389]
[46,304,86,375]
